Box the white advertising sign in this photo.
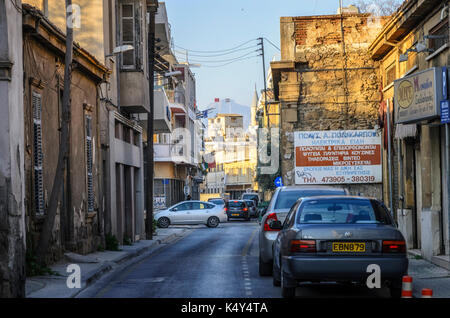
[294,130,382,185]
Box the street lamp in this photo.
[106,45,134,58]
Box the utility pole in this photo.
[146,2,158,240]
[257,37,268,128]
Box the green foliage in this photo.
[123,235,132,246]
[105,233,120,251]
[25,248,59,277]
[97,244,105,252]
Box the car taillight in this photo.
[290,240,316,253]
[224,207,228,212]
[243,208,248,211]
[382,240,406,253]
[263,212,279,231]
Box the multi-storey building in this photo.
[152,3,204,210]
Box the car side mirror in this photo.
[171,207,178,212]
[261,207,267,216]
[269,220,282,230]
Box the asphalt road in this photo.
[80,220,391,298]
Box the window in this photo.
[274,189,347,210]
[385,63,396,87]
[296,198,392,224]
[85,115,94,212]
[32,92,45,215]
[120,3,140,69]
[428,20,449,51]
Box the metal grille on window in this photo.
[33,92,45,215]
[86,115,94,212]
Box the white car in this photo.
[154,200,227,228]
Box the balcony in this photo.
[119,71,149,114]
[155,2,171,56]
[225,173,254,186]
[154,143,192,165]
[154,87,172,133]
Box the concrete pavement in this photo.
[25,227,190,298]
[407,255,450,298]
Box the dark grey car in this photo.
[271,196,408,298]
[259,185,349,276]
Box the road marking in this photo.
[241,229,258,257]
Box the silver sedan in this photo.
[271,196,408,298]
[154,201,227,228]
[259,185,349,276]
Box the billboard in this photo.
[294,130,382,185]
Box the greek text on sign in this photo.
[294,130,382,185]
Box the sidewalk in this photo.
[407,252,450,298]
[25,227,189,298]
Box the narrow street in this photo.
[79,221,390,298]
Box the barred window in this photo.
[428,20,449,51]
[32,92,45,215]
[85,115,94,212]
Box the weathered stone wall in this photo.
[23,14,104,263]
[0,0,26,297]
[278,14,387,198]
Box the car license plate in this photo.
[231,214,239,216]
[332,242,365,252]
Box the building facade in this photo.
[369,0,449,268]
[271,11,387,198]
[22,4,109,260]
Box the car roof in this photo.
[278,185,348,192]
[300,195,376,202]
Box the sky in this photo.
[163,0,360,110]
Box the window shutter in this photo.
[85,115,94,212]
[32,92,45,215]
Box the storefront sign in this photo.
[294,130,382,185]
[394,67,444,124]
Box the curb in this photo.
[27,228,190,298]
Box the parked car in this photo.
[155,201,227,228]
[208,198,226,207]
[226,200,250,221]
[242,192,260,206]
[244,200,258,218]
[270,196,408,298]
[259,185,349,276]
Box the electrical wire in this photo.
[174,38,257,54]
[263,37,280,51]
[175,50,259,63]
[174,45,258,58]
[200,55,259,68]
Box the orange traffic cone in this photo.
[401,276,413,298]
[421,288,433,298]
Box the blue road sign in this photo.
[443,67,448,100]
[441,100,450,124]
[274,177,284,188]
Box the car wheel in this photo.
[281,270,296,298]
[259,254,273,276]
[157,217,170,228]
[207,216,220,228]
[272,257,281,287]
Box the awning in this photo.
[395,124,417,139]
[170,102,186,114]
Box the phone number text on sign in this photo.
[294,130,382,185]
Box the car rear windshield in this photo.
[245,200,254,207]
[274,189,346,209]
[209,199,224,205]
[229,201,246,208]
[296,199,392,224]
[243,194,258,200]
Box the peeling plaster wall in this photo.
[0,0,26,298]
[278,14,386,198]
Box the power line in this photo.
[263,37,280,51]
[200,55,259,68]
[175,50,259,63]
[174,38,257,54]
[174,45,258,58]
